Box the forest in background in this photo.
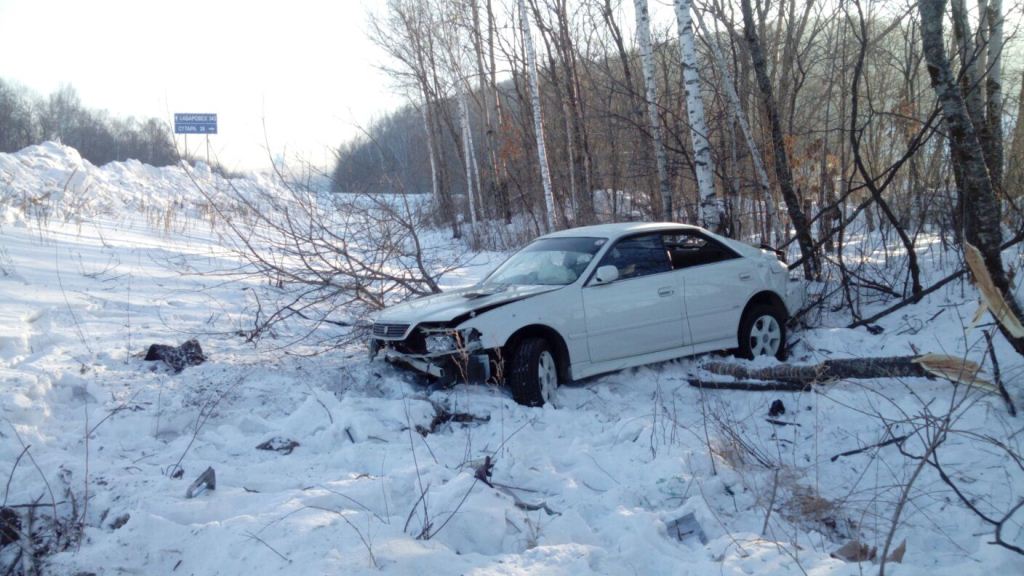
[0,79,177,167]
[332,0,1024,256]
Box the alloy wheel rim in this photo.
[749,315,781,356]
[538,350,557,403]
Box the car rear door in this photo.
[581,232,686,362]
[665,232,751,346]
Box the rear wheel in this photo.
[737,304,787,360]
[507,337,558,407]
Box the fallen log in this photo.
[698,354,994,391]
[688,379,810,392]
[702,356,929,383]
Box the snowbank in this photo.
[0,141,287,225]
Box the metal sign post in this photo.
[174,114,218,164]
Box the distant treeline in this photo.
[332,104,457,196]
[0,78,177,166]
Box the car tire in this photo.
[737,304,787,360]
[507,337,559,407]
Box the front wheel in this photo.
[507,337,559,407]
[736,304,787,360]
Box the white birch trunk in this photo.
[985,0,1004,188]
[977,0,990,84]
[693,8,777,243]
[1008,71,1024,197]
[518,0,557,231]
[673,0,721,230]
[459,91,478,225]
[562,99,580,223]
[420,101,439,204]
[632,0,673,220]
[471,132,485,219]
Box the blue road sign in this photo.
[174,113,218,134]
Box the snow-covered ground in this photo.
[0,144,1022,575]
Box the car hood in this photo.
[375,284,561,325]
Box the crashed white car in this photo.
[369,222,796,406]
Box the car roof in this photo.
[538,222,702,241]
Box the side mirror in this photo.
[592,264,619,286]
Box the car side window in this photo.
[663,232,739,269]
[598,233,671,280]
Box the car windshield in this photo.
[483,237,605,287]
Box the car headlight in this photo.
[425,333,457,354]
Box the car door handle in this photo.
[658,287,675,297]
[739,272,752,280]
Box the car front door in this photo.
[581,232,686,363]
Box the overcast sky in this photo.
[0,0,404,170]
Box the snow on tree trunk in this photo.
[518,0,556,232]
[674,0,721,232]
[459,91,478,226]
[693,8,776,243]
[632,0,673,220]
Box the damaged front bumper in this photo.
[368,326,492,385]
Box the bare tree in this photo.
[673,0,722,231]
[188,164,469,347]
[739,0,819,279]
[849,0,923,296]
[518,0,557,231]
[459,90,480,226]
[693,9,776,244]
[633,0,673,220]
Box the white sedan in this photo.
[369,222,797,406]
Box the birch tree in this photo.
[673,0,722,232]
[918,0,1024,356]
[370,0,460,238]
[459,91,478,225]
[950,0,988,149]
[518,0,557,231]
[983,0,1004,192]
[420,103,440,205]
[693,9,777,244]
[632,0,673,220]
[1007,73,1024,198]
